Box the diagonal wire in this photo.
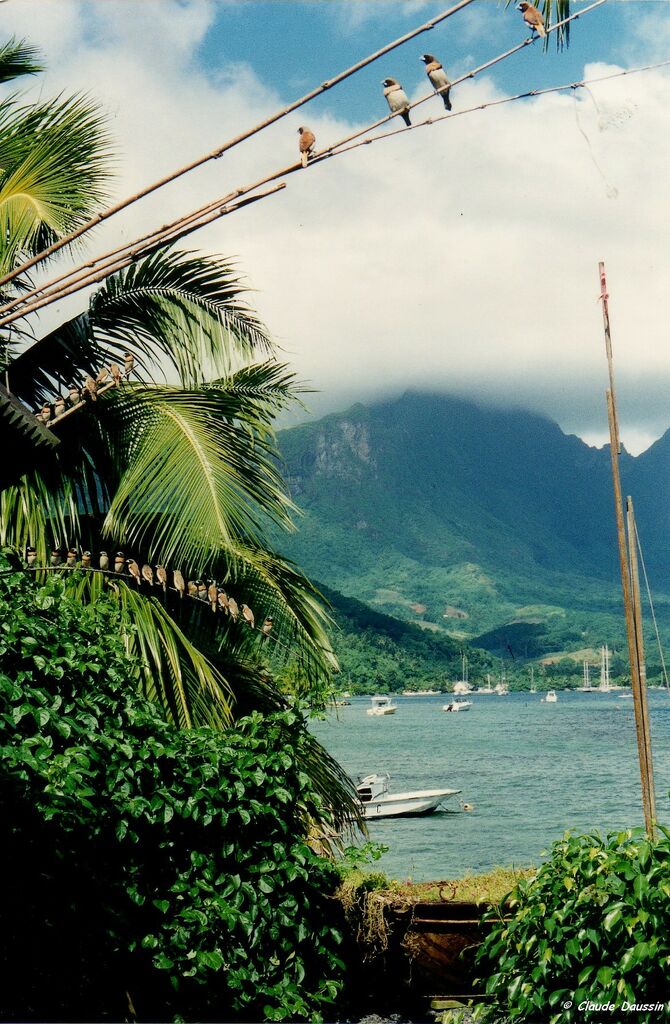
[0,0,477,293]
[0,0,609,330]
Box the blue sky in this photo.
[198,1,633,120]
[6,0,670,453]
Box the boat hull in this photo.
[361,789,461,819]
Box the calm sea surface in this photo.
[309,691,670,882]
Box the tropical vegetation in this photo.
[0,38,358,824]
[0,565,346,1022]
[475,828,670,1023]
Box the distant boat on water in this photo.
[442,700,473,713]
[367,695,398,716]
[453,654,473,695]
[542,690,558,703]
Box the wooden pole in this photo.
[606,390,652,832]
[627,496,656,833]
[600,261,655,835]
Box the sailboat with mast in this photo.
[577,657,593,692]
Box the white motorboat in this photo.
[366,695,398,716]
[356,773,461,819]
[542,690,558,703]
[442,700,473,712]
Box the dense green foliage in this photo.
[475,829,670,1023]
[320,583,495,692]
[0,569,346,1022]
[276,393,670,664]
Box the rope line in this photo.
[633,519,670,692]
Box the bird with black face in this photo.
[382,78,411,126]
[421,54,452,111]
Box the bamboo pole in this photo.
[599,260,620,453]
[601,259,656,835]
[0,0,477,293]
[0,0,609,328]
[606,391,653,833]
[626,496,656,833]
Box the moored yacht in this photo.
[356,773,461,819]
[366,695,398,716]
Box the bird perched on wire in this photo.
[82,376,97,402]
[99,551,109,571]
[54,395,66,418]
[25,546,37,568]
[37,403,51,424]
[50,549,62,568]
[68,385,80,407]
[261,616,273,638]
[217,589,230,614]
[241,603,255,629]
[96,367,110,386]
[141,564,154,587]
[114,551,125,573]
[173,569,185,598]
[66,548,78,568]
[187,580,198,599]
[208,582,218,612]
[124,352,135,378]
[228,596,239,622]
[382,78,411,126]
[127,558,142,585]
[81,551,92,569]
[517,2,546,37]
[156,565,168,592]
[110,362,122,385]
[421,54,452,110]
[297,126,316,167]
[196,580,208,603]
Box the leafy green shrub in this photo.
[475,828,670,1023]
[0,568,345,1022]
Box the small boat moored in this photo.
[442,700,473,712]
[367,695,398,716]
[356,773,461,819]
[542,690,558,703]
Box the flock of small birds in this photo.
[297,4,546,162]
[34,352,135,425]
[23,546,274,637]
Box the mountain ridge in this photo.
[275,391,670,656]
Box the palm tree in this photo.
[0,40,358,828]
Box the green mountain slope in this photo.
[276,392,670,659]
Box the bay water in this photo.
[310,690,670,882]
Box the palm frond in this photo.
[0,472,82,562]
[99,382,299,564]
[56,569,237,729]
[0,39,42,85]
[5,313,97,407]
[89,250,273,386]
[0,94,112,272]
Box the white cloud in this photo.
[6,2,670,455]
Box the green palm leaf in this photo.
[89,250,273,386]
[0,95,111,273]
[99,381,299,562]
[0,39,42,85]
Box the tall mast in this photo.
[599,262,656,836]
